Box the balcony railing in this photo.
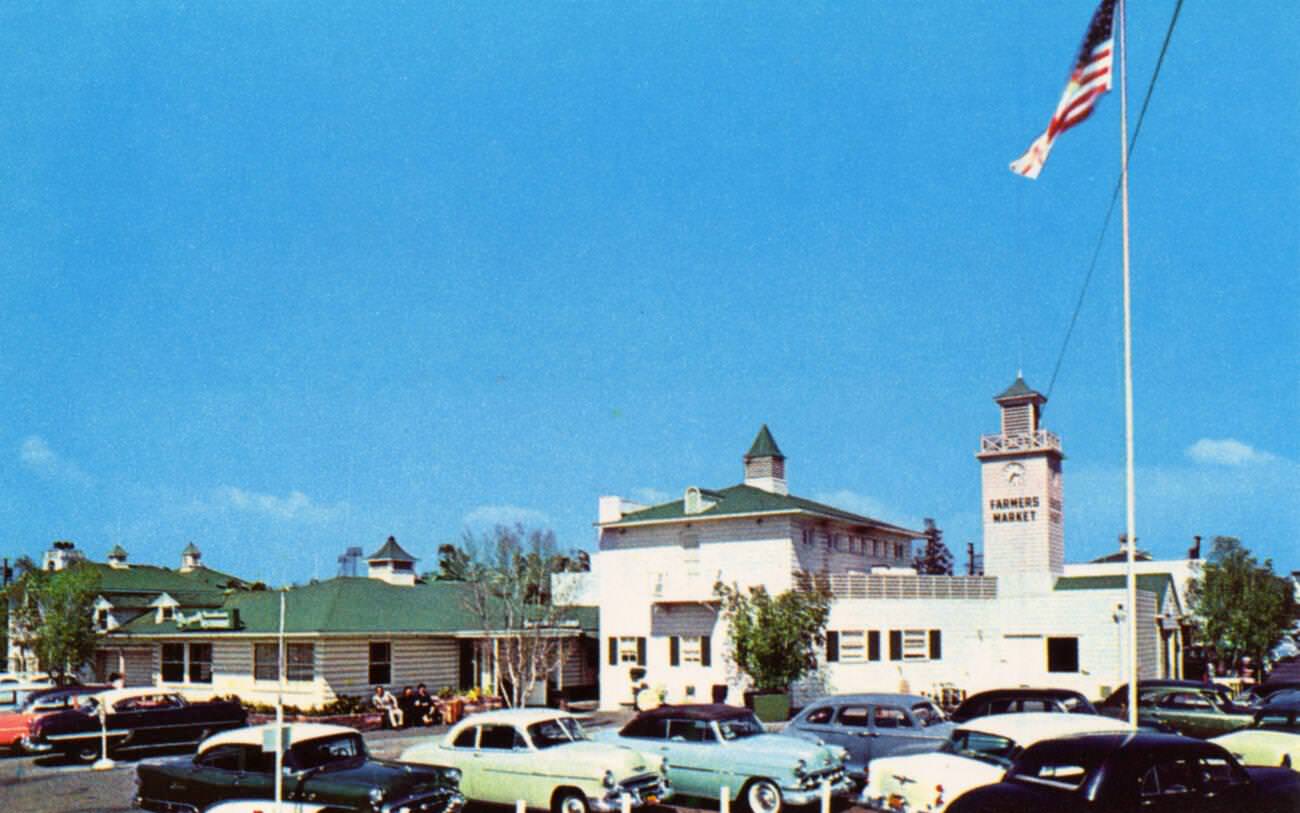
[979,430,1062,455]
[799,572,999,601]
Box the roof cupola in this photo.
[107,544,129,569]
[366,536,418,586]
[180,542,202,572]
[743,424,788,495]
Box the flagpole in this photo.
[1118,0,1139,731]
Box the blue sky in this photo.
[2,2,1295,585]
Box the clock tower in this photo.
[977,376,1065,578]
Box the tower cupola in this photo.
[107,545,129,569]
[743,424,788,495]
[180,542,202,572]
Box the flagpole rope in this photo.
[1045,0,1185,403]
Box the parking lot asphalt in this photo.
[2,710,846,813]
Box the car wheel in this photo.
[553,789,590,813]
[73,742,101,764]
[744,779,783,813]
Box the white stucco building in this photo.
[593,377,1185,710]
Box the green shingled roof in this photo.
[112,578,598,636]
[89,562,248,595]
[606,483,922,536]
[1054,573,1175,608]
[368,536,417,562]
[745,425,784,459]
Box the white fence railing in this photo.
[979,430,1061,454]
[808,573,998,600]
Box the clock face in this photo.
[1004,463,1025,485]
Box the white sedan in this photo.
[861,712,1132,813]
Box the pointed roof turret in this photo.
[109,544,128,558]
[745,424,785,460]
[182,542,202,556]
[995,375,1043,404]
[743,424,788,495]
[368,536,417,563]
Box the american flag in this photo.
[1010,0,1117,179]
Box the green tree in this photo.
[911,521,954,575]
[5,558,101,681]
[1191,536,1295,680]
[714,580,831,693]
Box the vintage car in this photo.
[1098,684,1254,739]
[0,680,57,713]
[945,732,1300,813]
[400,708,670,813]
[0,685,106,753]
[594,703,853,813]
[861,711,1131,813]
[948,688,1097,723]
[1097,680,1235,714]
[1234,680,1300,709]
[1210,697,1300,768]
[137,722,465,813]
[27,687,246,763]
[784,694,952,784]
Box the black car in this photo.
[137,723,464,813]
[949,688,1097,723]
[1235,680,1300,708]
[946,732,1300,813]
[28,687,246,763]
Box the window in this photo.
[614,636,644,665]
[161,644,185,682]
[479,724,525,750]
[452,727,478,748]
[902,629,926,660]
[667,719,714,743]
[188,643,213,684]
[873,707,913,729]
[160,606,175,621]
[803,707,833,725]
[369,642,392,685]
[669,636,709,666]
[1047,637,1079,673]
[287,643,315,681]
[837,706,869,728]
[801,528,814,546]
[839,631,865,662]
[254,643,279,681]
[197,744,246,771]
[872,541,883,557]
[95,608,109,629]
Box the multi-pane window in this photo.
[254,643,279,681]
[161,643,185,682]
[287,643,315,681]
[188,643,213,683]
[369,642,392,685]
[608,637,646,666]
[826,630,882,663]
[839,631,865,662]
[161,643,212,684]
[903,630,929,661]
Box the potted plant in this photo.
[715,580,831,722]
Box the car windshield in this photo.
[942,729,1020,768]
[289,733,367,770]
[528,717,587,748]
[1060,696,1091,713]
[717,714,765,741]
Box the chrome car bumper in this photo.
[591,779,674,812]
[383,790,466,813]
[19,736,52,753]
[781,774,856,806]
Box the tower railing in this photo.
[796,572,998,600]
[978,429,1061,455]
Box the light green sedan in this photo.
[1211,701,1300,768]
[400,708,671,813]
